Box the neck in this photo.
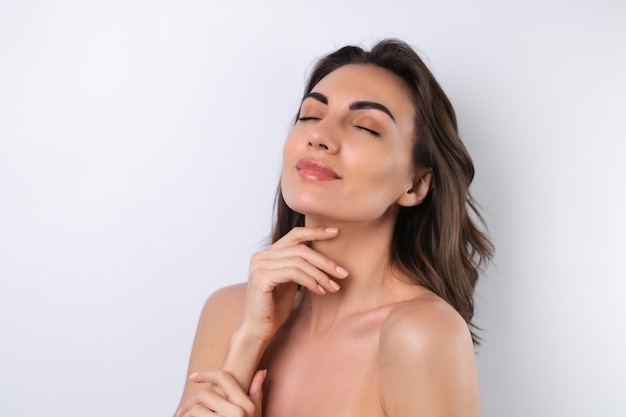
[299,212,408,332]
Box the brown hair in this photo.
[272,39,493,343]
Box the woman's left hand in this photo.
[176,369,266,417]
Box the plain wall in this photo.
[1,0,625,416]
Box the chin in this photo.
[285,197,372,224]
[284,193,330,217]
[285,191,400,227]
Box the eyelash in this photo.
[356,126,380,137]
[297,117,380,137]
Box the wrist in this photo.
[220,327,269,390]
[230,326,270,352]
[236,320,276,343]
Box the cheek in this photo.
[348,147,413,192]
[282,130,301,163]
[280,137,303,207]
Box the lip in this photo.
[296,158,341,181]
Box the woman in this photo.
[174,39,492,417]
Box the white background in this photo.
[1,1,625,416]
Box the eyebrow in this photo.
[303,92,328,105]
[302,92,396,123]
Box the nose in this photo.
[307,120,340,154]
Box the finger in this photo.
[270,226,339,249]
[252,265,333,295]
[177,395,218,417]
[181,404,218,417]
[257,244,349,280]
[249,369,266,415]
[178,392,218,417]
[255,257,342,293]
[190,371,255,413]
[182,390,227,417]
[179,383,251,417]
[194,390,246,417]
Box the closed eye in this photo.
[298,116,320,122]
[356,125,380,137]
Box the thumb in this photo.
[249,369,267,416]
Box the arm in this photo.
[174,227,349,416]
[217,226,348,390]
[175,284,270,417]
[379,300,481,417]
[175,284,249,412]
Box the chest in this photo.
[259,319,387,417]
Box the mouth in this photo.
[296,158,341,181]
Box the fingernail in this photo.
[325,227,338,234]
[175,409,182,417]
[329,280,340,291]
[317,284,326,294]
[336,266,349,277]
[189,372,198,380]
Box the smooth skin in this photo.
[174,64,480,417]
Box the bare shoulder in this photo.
[176,283,248,409]
[378,294,480,417]
[380,293,472,353]
[202,282,248,317]
[193,283,248,363]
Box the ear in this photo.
[396,169,433,208]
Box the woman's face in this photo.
[281,64,426,224]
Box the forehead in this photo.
[309,64,415,119]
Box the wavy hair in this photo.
[272,39,493,343]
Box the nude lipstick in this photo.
[296,158,341,181]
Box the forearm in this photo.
[220,326,269,391]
